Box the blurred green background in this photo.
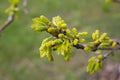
[0,0,120,80]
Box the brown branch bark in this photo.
[73,41,120,51]
[47,25,120,60]
[74,40,120,60]
[0,12,14,33]
[48,25,120,60]
[115,0,120,3]
[102,45,120,60]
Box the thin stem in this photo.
[0,12,14,33]
[116,0,120,3]
[23,0,29,14]
[102,45,120,60]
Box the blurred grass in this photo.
[0,0,120,80]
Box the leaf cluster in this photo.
[31,15,119,74]
[5,0,19,14]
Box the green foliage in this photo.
[52,16,67,29]
[31,15,51,31]
[5,0,19,14]
[87,55,103,74]
[84,30,117,52]
[101,3,111,12]
[31,15,118,74]
[31,15,88,61]
[1,0,120,79]
[105,0,114,3]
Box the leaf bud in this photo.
[47,54,54,61]
[34,26,46,32]
[92,30,99,40]
[73,39,79,45]
[88,57,96,62]
[84,47,90,51]
[58,33,65,38]
[99,33,107,42]
[46,41,52,47]
[40,15,50,25]
[47,27,56,33]
[82,32,88,35]
[112,41,117,47]
[99,42,110,46]
[80,39,85,43]
[60,23,67,29]
[97,55,103,60]
[66,29,71,34]
[94,40,99,44]
[72,28,77,34]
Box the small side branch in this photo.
[23,0,29,14]
[115,0,120,3]
[75,40,120,60]
[74,41,120,51]
[103,50,113,60]
[73,43,85,49]
[0,12,14,33]
[103,45,120,60]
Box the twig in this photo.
[23,0,29,14]
[73,43,85,49]
[0,12,14,33]
[73,41,120,51]
[116,0,120,3]
[103,50,113,60]
[102,45,120,60]
[75,41,120,60]
[47,25,120,61]
[48,26,120,52]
